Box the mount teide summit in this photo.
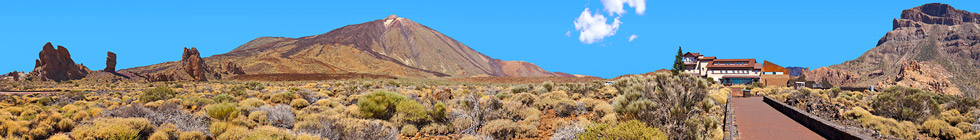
[123,15,572,79]
[808,3,980,96]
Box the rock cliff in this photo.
[810,3,980,96]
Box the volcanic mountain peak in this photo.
[126,15,579,79]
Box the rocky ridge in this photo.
[809,3,980,96]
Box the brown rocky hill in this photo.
[123,15,572,79]
[808,3,980,96]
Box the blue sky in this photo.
[1,0,976,78]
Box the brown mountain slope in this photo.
[808,3,980,96]
[123,15,572,79]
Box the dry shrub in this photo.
[178,131,206,140]
[216,125,249,140]
[253,104,295,129]
[140,86,176,103]
[479,119,535,139]
[149,123,178,140]
[291,98,310,109]
[510,92,537,106]
[47,133,70,140]
[844,107,917,139]
[419,123,451,135]
[939,109,971,125]
[577,120,668,140]
[249,111,269,125]
[270,91,296,104]
[238,98,265,111]
[71,117,154,140]
[920,118,963,139]
[293,113,397,140]
[551,123,586,140]
[206,102,239,121]
[104,103,210,133]
[401,124,418,136]
[248,126,298,139]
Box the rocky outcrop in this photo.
[806,67,860,86]
[896,3,980,28]
[181,47,209,81]
[105,51,117,72]
[813,3,980,96]
[144,71,176,82]
[222,61,245,75]
[2,71,25,81]
[29,42,89,81]
[878,61,962,95]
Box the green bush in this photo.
[37,97,54,105]
[245,81,265,90]
[206,102,239,121]
[542,81,555,92]
[358,91,406,120]
[612,92,655,120]
[395,100,427,123]
[226,85,248,96]
[429,102,447,122]
[871,86,946,123]
[141,86,176,103]
[213,94,234,103]
[577,120,668,140]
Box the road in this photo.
[731,97,825,140]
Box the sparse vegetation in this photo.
[773,85,980,139]
[7,72,975,140]
[140,86,176,103]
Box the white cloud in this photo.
[628,34,638,42]
[565,30,571,37]
[600,0,646,15]
[574,8,621,44]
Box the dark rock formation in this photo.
[181,47,209,81]
[222,61,245,75]
[105,51,117,72]
[899,3,980,26]
[29,42,89,81]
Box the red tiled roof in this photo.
[684,52,702,57]
[707,59,757,68]
[702,56,716,59]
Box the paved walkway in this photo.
[732,97,825,140]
